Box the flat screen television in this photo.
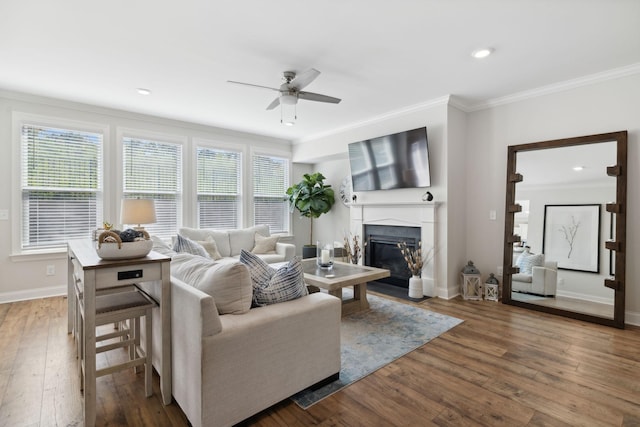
[348,127,431,191]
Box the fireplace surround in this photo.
[364,224,421,288]
[350,202,438,297]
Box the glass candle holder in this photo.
[316,241,334,269]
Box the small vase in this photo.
[408,275,423,299]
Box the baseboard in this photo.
[0,285,66,304]
[556,290,614,306]
[625,310,640,327]
[438,283,461,300]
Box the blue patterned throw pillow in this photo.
[239,249,308,306]
[173,234,210,258]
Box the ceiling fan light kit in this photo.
[227,68,341,125]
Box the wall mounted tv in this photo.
[348,126,431,191]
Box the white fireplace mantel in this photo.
[350,202,439,297]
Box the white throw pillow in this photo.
[171,253,252,314]
[516,251,544,275]
[179,227,231,257]
[239,249,308,307]
[251,233,279,254]
[198,236,223,260]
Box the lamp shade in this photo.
[120,198,157,227]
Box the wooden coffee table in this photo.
[302,259,390,316]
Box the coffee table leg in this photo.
[329,288,343,300]
[353,283,369,310]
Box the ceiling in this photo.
[1,1,639,142]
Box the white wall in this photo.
[293,99,452,297]
[465,73,640,323]
[0,90,291,302]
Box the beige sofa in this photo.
[168,278,341,427]
[178,224,295,264]
[141,241,341,427]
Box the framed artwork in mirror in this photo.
[542,204,601,273]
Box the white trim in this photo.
[555,290,615,307]
[465,62,640,112]
[626,310,640,327]
[11,111,110,255]
[293,95,451,144]
[0,285,66,304]
[192,138,247,229]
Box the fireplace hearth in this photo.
[364,224,421,288]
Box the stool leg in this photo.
[133,317,141,374]
[144,308,152,397]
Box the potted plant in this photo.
[286,172,335,258]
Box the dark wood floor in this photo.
[1,293,640,426]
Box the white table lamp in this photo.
[121,198,157,230]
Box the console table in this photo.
[67,239,171,426]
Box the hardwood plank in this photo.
[2,295,640,426]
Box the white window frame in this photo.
[116,127,186,239]
[11,112,110,256]
[192,138,245,230]
[250,147,291,235]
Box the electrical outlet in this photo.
[0,209,8,220]
[489,210,497,220]
[497,266,503,276]
[46,265,55,276]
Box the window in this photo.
[253,154,289,234]
[123,137,182,238]
[196,146,241,229]
[20,123,103,249]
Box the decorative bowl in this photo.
[96,231,153,260]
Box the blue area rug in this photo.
[291,292,463,409]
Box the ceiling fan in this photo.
[227,68,341,111]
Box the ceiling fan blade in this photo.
[266,97,280,110]
[292,68,320,90]
[298,91,341,104]
[227,80,280,92]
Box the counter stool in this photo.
[76,287,157,398]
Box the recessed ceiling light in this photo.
[471,48,494,59]
[136,88,152,95]
[573,166,584,171]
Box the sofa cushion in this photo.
[516,251,544,274]
[239,249,308,307]
[179,227,231,257]
[198,236,223,260]
[171,253,252,315]
[173,235,210,258]
[228,225,270,256]
[512,273,533,283]
[251,233,279,254]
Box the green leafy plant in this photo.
[286,172,335,245]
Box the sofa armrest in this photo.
[170,277,223,426]
[275,242,296,261]
[531,266,557,296]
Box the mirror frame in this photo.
[502,131,627,328]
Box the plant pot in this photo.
[302,245,317,259]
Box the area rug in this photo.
[290,292,463,409]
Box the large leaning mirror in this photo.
[502,131,627,328]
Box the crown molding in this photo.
[293,95,451,144]
[465,62,640,112]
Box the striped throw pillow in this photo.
[173,234,210,258]
[239,249,308,306]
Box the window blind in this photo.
[253,154,289,234]
[196,147,241,229]
[21,124,103,249]
[123,137,182,238]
